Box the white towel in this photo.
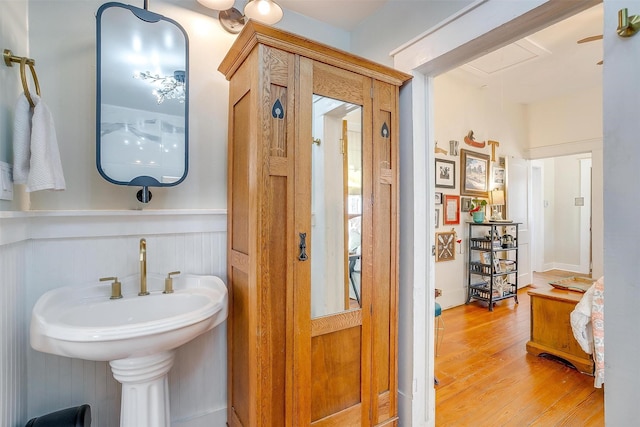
[26,94,66,192]
[12,93,33,184]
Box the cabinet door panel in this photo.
[259,46,296,426]
[313,62,366,105]
[296,57,373,425]
[310,326,362,422]
[231,92,251,256]
[230,266,250,425]
[371,81,399,423]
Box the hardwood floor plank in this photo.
[555,388,605,427]
[435,271,603,426]
[490,361,570,425]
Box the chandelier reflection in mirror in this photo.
[134,70,186,104]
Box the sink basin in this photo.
[31,273,227,361]
[30,273,228,427]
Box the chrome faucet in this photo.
[139,238,149,296]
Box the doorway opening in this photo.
[532,154,593,276]
[427,2,603,423]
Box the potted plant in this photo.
[469,198,487,223]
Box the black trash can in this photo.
[25,404,91,427]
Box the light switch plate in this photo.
[0,161,14,201]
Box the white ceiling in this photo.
[276,0,387,31]
[275,0,603,105]
[449,3,603,104]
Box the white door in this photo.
[603,0,640,421]
[506,156,532,287]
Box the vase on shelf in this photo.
[472,211,485,223]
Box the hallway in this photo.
[435,271,604,426]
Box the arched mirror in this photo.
[96,2,189,202]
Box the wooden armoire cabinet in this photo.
[218,22,411,426]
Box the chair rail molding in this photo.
[0,210,227,246]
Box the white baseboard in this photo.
[172,408,226,427]
[438,287,466,310]
[541,263,589,275]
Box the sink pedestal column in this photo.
[110,351,176,427]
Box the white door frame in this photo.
[392,0,600,425]
[579,158,592,274]
[531,162,544,272]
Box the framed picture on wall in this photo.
[435,208,440,228]
[435,192,443,205]
[460,149,490,197]
[494,167,505,185]
[461,197,473,212]
[443,194,460,225]
[435,230,456,262]
[435,159,455,188]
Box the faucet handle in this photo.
[163,271,181,294]
[100,276,123,300]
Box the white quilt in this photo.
[570,276,604,388]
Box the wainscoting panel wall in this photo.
[1,211,227,427]
[0,241,27,427]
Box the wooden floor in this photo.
[435,270,604,426]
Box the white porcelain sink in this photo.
[30,273,228,427]
[31,273,227,361]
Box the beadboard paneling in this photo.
[0,241,27,427]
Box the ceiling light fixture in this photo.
[196,0,235,10]
[243,0,283,25]
[197,0,283,34]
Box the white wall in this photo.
[527,85,602,148]
[433,72,528,308]
[350,0,474,66]
[0,0,29,212]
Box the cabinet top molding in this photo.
[218,20,412,86]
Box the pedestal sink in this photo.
[30,273,228,427]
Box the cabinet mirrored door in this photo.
[297,58,373,425]
[310,94,362,318]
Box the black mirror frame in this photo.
[96,2,189,196]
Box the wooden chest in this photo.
[526,287,594,375]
